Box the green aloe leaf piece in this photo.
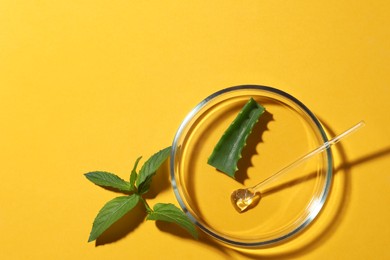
[88,194,140,242]
[84,171,131,192]
[136,147,171,194]
[146,203,198,239]
[207,98,265,178]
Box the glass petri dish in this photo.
[170,85,332,248]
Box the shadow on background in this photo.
[236,110,274,184]
[233,119,390,259]
[143,160,171,199]
[94,120,390,257]
[155,220,232,258]
[94,161,170,246]
[96,202,147,246]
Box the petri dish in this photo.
[170,85,332,248]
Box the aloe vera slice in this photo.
[207,98,265,178]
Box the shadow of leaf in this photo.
[236,110,274,184]
[155,221,232,258]
[155,220,194,239]
[143,160,171,199]
[95,202,147,246]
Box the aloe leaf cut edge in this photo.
[207,98,265,178]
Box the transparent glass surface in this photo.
[170,85,332,248]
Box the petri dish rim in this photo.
[170,85,333,248]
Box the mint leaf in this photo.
[146,203,198,239]
[85,171,131,192]
[129,156,142,191]
[88,194,140,242]
[136,147,171,194]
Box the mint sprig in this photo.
[84,146,198,242]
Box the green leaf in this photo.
[146,203,198,239]
[207,98,265,178]
[136,147,171,194]
[129,156,142,191]
[88,194,140,242]
[84,171,131,192]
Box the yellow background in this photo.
[1,1,389,259]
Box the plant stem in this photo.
[140,196,152,213]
